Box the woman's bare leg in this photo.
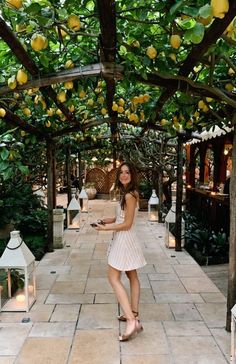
[125,270,140,316]
[108,265,136,335]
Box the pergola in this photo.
[1,0,236,330]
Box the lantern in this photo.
[79,187,89,213]
[231,304,236,363]
[0,231,36,312]
[67,194,81,229]
[109,183,119,202]
[148,189,159,222]
[165,201,185,248]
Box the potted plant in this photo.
[138,180,152,211]
[84,182,97,200]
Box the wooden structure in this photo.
[185,126,233,237]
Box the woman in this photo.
[94,162,146,341]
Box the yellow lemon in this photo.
[31,33,48,52]
[0,108,6,117]
[16,69,28,85]
[228,68,235,76]
[79,90,86,98]
[87,99,94,107]
[160,118,168,126]
[8,76,17,90]
[170,34,182,49]
[6,0,22,9]
[68,14,81,31]
[64,81,73,89]
[169,53,177,62]
[45,121,51,128]
[211,0,229,19]
[65,60,74,69]
[206,97,213,102]
[198,100,205,109]
[197,16,213,26]
[47,108,55,116]
[57,91,67,103]
[23,107,31,116]
[112,103,118,111]
[69,105,75,112]
[118,98,125,106]
[143,94,150,102]
[101,108,107,115]
[225,83,234,92]
[146,46,157,59]
[117,106,124,113]
[98,96,105,104]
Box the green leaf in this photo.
[86,0,95,11]
[39,54,49,68]
[170,1,184,15]
[119,45,127,56]
[19,165,29,175]
[177,17,196,30]
[0,148,9,161]
[0,161,9,171]
[24,3,42,15]
[199,4,213,18]
[184,23,205,44]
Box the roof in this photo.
[186,126,233,145]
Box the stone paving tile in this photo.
[35,273,57,290]
[50,280,86,294]
[120,322,168,356]
[50,304,80,322]
[195,303,227,328]
[68,329,120,364]
[169,336,227,361]
[29,322,76,337]
[148,273,179,281]
[163,321,211,336]
[121,354,172,364]
[139,288,156,303]
[150,280,187,294]
[85,277,114,293]
[45,293,94,304]
[173,264,207,277]
[138,303,174,322]
[170,303,202,321]
[180,277,220,293]
[95,293,117,303]
[0,357,16,364]
[77,303,118,329]
[15,337,72,364]
[201,292,227,303]
[0,323,32,355]
[155,293,204,304]
[210,328,231,358]
[173,354,228,364]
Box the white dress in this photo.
[107,204,146,271]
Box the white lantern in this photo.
[231,304,236,363]
[79,187,89,213]
[0,231,36,312]
[148,189,159,222]
[67,194,81,229]
[165,201,185,248]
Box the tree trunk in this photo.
[226,115,236,331]
[175,136,184,251]
[46,139,55,252]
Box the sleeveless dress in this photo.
[107,204,146,271]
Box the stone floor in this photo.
[0,198,231,364]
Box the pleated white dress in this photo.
[107,204,146,271]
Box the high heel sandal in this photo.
[119,320,143,342]
[117,310,139,322]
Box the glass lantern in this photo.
[0,231,36,312]
[231,304,236,363]
[148,189,159,222]
[165,201,185,248]
[67,194,81,229]
[79,187,89,213]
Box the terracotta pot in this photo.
[85,187,97,200]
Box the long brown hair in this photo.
[115,162,138,209]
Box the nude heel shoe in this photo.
[119,320,143,342]
[117,310,139,322]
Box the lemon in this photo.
[225,83,234,92]
[31,33,48,52]
[143,94,150,102]
[117,106,124,113]
[16,69,28,85]
[198,100,205,109]
[197,16,213,26]
[47,108,55,116]
[45,121,51,128]
[6,0,22,9]
[211,0,229,19]
[23,107,31,116]
[57,91,67,103]
[228,68,235,76]
[64,81,73,90]
[87,99,94,106]
[118,98,125,106]
[169,53,177,62]
[69,105,75,112]
[68,14,81,31]
[8,76,17,90]
[0,108,6,117]
[146,46,157,59]
[65,60,74,69]
[98,96,105,104]
[79,90,86,98]
[101,108,107,115]
[170,35,181,49]
[160,118,168,126]
[112,103,118,111]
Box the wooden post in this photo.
[46,139,54,252]
[226,115,236,331]
[65,146,72,204]
[175,136,184,251]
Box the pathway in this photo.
[0,198,231,364]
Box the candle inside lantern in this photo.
[16,294,25,302]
